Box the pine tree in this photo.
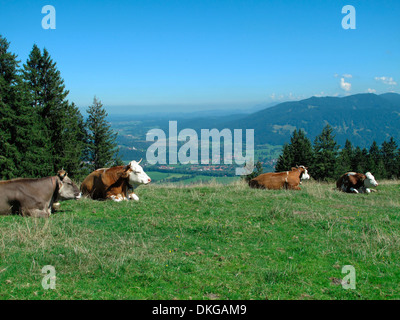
[367,141,379,171]
[275,143,294,172]
[86,96,119,170]
[23,45,85,176]
[361,148,369,172]
[365,141,386,179]
[312,124,339,181]
[60,102,87,178]
[8,79,47,178]
[352,147,369,173]
[275,129,313,172]
[352,146,363,173]
[289,129,313,167]
[0,35,20,178]
[381,137,398,179]
[336,139,353,176]
[0,36,47,179]
[22,45,43,109]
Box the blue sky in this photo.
[1,0,399,113]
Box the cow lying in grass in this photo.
[81,160,151,201]
[336,172,379,194]
[0,170,81,217]
[249,166,310,190]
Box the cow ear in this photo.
[120,167,131,178]
[57,169,67,180]
[291,167,297,171]
[357,173,366,180]
[121,171,130,178]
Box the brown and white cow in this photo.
[249,165,310,190]
[80,160,151,201]
[0,170,81,218]
[336,172,379,194]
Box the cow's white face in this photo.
[127,161,151,186]
[364,172,378,188]
[300,166,310,180]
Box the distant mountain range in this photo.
[222,93,400,148]
[105,101,278,120]
[111,93,400,158]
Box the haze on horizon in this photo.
[1,0,399,114]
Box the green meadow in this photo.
[1,180,400,300]
[146,171,239,185]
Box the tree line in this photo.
[0,35,119,180]
[274,125,400,181]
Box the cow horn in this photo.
[138,158,142,164]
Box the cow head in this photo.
[57,170,82,200]
[294,165,310,180]
[364,172,379,188]
[121,159,151,186]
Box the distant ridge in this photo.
[223,93,400,148]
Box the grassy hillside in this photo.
[1,180,400,300]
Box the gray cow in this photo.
[0,170,81,217]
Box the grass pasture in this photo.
[146,171,239,185]
[1,180,400,300]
